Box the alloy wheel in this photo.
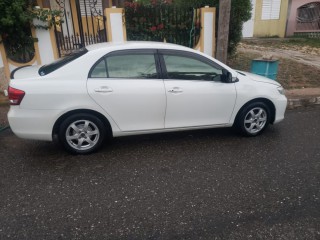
[65,120,100,151]
[244,107,267,134]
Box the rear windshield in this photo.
[38,48,88,76]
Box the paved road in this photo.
[0,107,319,239]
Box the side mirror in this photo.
[221,69,238,83]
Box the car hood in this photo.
[12,65,41,80]
[237,70,281,87]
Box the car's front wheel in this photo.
[235,102,270,136]
[59,113,106,154]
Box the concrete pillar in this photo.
[105,7,127,42]
[194,7,216,58]
[34,18,59,64]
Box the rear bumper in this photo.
[8,107,59,141]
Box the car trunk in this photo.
[11,65,42,80]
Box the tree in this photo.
[0,0,62,63]
[0,0,37,62]
[0,0,36,43]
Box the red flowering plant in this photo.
[124,0,201,47]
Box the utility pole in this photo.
[216,0,231,64]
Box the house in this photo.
[243,0,320,38]
[243,0,289,38]
[286,0,320,37]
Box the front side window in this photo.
[90,53,158,79]
[163,54,222,81]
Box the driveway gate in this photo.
[53,0,107,57]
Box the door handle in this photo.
[94,86,113,93]
[168,88,183,93]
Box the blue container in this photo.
[250,59,279,80]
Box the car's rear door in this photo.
[87,49,166,131]
[159,50,237,129]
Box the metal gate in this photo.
[124,4,201,48]
[53,0,107,57]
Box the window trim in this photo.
[88,49,162,79]
[158,49,224,81]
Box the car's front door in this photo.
[87,50,166,131]
[159,50,237,129]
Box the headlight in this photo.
[277,87,285,95]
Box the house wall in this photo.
[253,0,289,37]
[242,0,256,38]
[286,0,320,36]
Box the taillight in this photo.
[8,86,25,105]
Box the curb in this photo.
[287,96,320,109]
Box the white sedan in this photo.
[8,42,287,154]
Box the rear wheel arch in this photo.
[52,109,113,140]
[234,98,276,125]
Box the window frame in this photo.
[88,49,162,79]
[158,49,224,81]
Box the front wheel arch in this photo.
[233,98,276,126]
[52,109,112,141]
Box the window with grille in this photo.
[261,0,281,20]
[80,0,103,16]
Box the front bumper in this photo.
[273,95,287,124]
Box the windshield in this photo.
[38,48,88,76]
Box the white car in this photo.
[8,42,287,154]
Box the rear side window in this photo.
[90,54,158,79]
[38,48,88,76]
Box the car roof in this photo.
[85,41,193,52]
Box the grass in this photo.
[286,38,320,48]
[227,51,320,89]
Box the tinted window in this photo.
[90,54,158,79]
[39,48,88,76]
[91,59,107,78]
[163,54,222,81]
[107,54,157,79]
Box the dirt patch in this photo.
[228,40,320,89]
[0,104,9,128]
[242,38,320,55]
[0,67,9,91]
[239,39,320,70]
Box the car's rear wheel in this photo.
[235,102,270,136]
[59,113,106,154]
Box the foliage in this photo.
[228,0,252,54]
[32,8,64,30]
[0,0,62,63]
[0,0,34,41]
[128,0,252,54]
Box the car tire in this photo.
[235,102,270,137]
[58,113,106,154]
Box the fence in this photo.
[124,4,201,48]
